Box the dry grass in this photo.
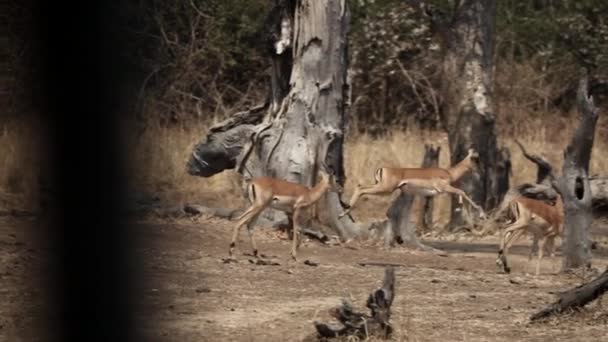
[126,121,246,208]
[1,105,605,217]
[125,109,607,226]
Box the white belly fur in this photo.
[401,185,441,197]
[270,195,297,212]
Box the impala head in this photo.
[464,148,480,171]
[319,161,343,194]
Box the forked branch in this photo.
[514,139,554,184]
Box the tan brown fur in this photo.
[496,195,564,275]
[340,149,480,217]
[230,169,341,261]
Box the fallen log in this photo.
[183,204,243,219]
[314,267,395,339]
[530,268,608,321]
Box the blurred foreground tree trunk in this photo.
[434,0,510,229]
[187,0,361,240]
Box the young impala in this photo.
[230,163,342,261]
[495,194,564,275]
[340,148,485,218]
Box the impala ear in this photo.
[468,148,479,159]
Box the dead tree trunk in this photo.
[416,144,440,231]
[530,267,608,321]
[435,0,510,228]
[186,0,361,240]
[558,75,598,271]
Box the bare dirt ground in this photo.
[2,215,608,341]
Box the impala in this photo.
[495,194,564,275]
[230,163,342,261]
[339,148,484,217]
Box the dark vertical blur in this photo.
[35,1,140,341]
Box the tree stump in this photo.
[314,267,396,339]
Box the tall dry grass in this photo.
[1,108,604,220]
[125,107,606,227]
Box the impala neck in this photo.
[555,193,564,214]
[308,174,330,202]
[448,155,474,181]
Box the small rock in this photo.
[431,279,440,283]
[195,287,211,294]
[469,294,477,299]
[304,260,319,267]
[230,308,235,312]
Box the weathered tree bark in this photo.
[186,0,361,240]
[558,75,598,271]
[436,0,509,228]
[415,144,440,231]
[530,268,608,321]
[314,267,395,339]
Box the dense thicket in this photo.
[4,0,608,128]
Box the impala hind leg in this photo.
[246,212,262,258]
[497,220,527,273]
[529,235,539,261]
[339,184,390,217]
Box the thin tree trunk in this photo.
[437,0,509,228]
[559,75,598,271]
[186,0,361,240]
[415,144,440,231]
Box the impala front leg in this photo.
[444,185,485,218]
[291,206,302,261]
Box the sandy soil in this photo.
[1,215,608,341]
